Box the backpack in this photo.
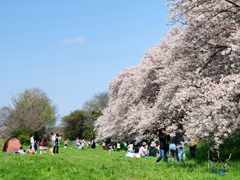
[40,142,44,146]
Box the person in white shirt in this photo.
[117,142,121,151]
[127,143,133,151]
[49,133,55,155]
[30,134,34,150]
[139,142,149,157]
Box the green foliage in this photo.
[62,110,88,140]
[10,128,33,145]
[91,110,102,119]
[82,126,96,140]
[62,109,102,140]
[220,130,240,159]
[7,87,57,135]
[18,134,31,145]
[11,128,33,138]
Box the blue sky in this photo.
[0,0,169,121]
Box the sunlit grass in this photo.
[0,144,240,180]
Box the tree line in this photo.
[0,88,108,143]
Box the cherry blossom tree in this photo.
[95,0,240,145]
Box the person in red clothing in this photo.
[40,138,49,154]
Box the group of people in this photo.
[26,133,62,155]
[102,138,121,151]
[156,124,197,163]
[74,138,96,149]
[122,124,197,161]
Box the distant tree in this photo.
[4,87,57,136]
[0,106,11,127]
[83,91,108,112]
[82,92,108,139]
[62,110,87,140]
[0,106,11,138]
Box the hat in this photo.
[142,142,147,146]
[150,141,156,146]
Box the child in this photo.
[49,145,54,155]
[75,138,80,149]
[43,138,48,154]
[39,139,44,154]
[34,140,38,154]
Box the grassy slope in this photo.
[0,144,240,180]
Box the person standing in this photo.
[81,139,85,149]
[75,138,80,149]
[169,137,178,161]
[30,134,34,150]
[87,139,91,148]
[53,133,60,154]
[49,133,55,155]
[40,138,48,154]
[190,136,198,158]
[175,124,186,161]
[117,142,121,151]
[155,128,170,163]
[34,140,38,154]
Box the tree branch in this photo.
[197,47,226,74]
[225,0,240,8]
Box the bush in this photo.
[10,128,33,145]
[18,134,30,145]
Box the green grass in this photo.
[0,144,240,180]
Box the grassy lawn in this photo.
[0,143,240,180]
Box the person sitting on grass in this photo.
[127,143,133,152]
[26,149,35,154]
[139,142,149,157]
[149,141,159,157]
[125,144,141,158]
[91,140,96,149]
[15,147,26,154]
[108,143,113,151]
[123,142,128,151]
[64,140,68,148]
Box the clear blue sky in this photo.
[0,0,169,121]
